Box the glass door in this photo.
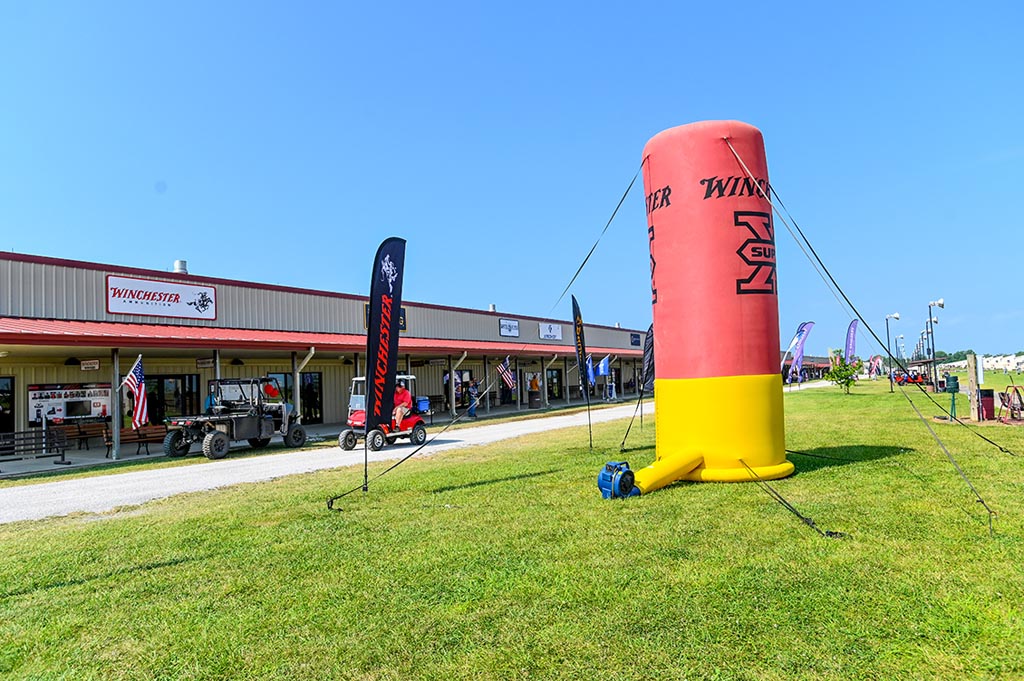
[268,372,323,424]
[299,373,323,424]
[546,369,562,400]
[129,374,199,426]
[0,377,13,434]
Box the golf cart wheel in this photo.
[202,431,230,460]
[285,424,307,448]
[339,430,357,451]
[247,438,272,449]
[367,429,385,451]
[411,423,427,446]
[163,429,191,457]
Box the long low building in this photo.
[0,253,646,451]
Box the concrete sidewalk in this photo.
[0,401,653,524]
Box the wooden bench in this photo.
[57,421,108,451]
[0,428,69,463]
[104,424,169,457]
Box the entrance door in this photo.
[0,377,13,434]
[267,372,323,424]
[546,369,562,401]
[133,374,199,427]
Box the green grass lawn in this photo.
[2,380,1023,679]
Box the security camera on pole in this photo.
[885,312,900,393]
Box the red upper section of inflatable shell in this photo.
[642,120,780,380]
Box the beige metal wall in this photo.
[0,256,646,351]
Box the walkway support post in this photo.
[110,348,120,460]
[483,356,491,413]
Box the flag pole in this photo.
[583,369,592,449]
[119,354,142,390]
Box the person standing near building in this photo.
[467,380,479,418]
[443,371,450,410]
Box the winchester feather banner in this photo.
[571,295,588,385]
[642,323,655,393]
[364,237,407,435]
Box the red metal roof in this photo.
[0,317,641,357]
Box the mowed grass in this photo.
[2,380,1024,679]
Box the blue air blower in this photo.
[597,461,640,499]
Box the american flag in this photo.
[496,355,517,389]
[124,356,148,430]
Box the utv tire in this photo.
[367,429,385,451]
[339,430,357,451]
[284,424,307,448]
[202,431,230,460]
[411,423,427,446]
[163,430,192,457]
[247,438,272,449]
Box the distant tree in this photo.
[824,351,863,394]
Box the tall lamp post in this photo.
[885,312,900,392]
[928,298,944,390]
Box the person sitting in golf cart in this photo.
[393,380,413,426]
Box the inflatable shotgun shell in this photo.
[601,121,794,498]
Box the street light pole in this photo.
[928,298,944,391]
[885,312,900,392]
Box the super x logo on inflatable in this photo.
[733,211,776,295]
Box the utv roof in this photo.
[213,377,278,385]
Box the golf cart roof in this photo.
[351,374,416,383]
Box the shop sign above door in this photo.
[107,275,217,320]
[499,318,519,338]
[539,323,562,340]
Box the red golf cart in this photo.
[338,374,428,451]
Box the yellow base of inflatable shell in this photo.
[633,373,793,493]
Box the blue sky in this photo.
[1,2,1021,357]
